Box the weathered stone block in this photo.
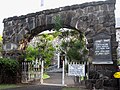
[38,15,46,26]
[94,5,100,11]
[76,9,83,16]
[98,16,105,24]
[99,4,108,11]
[108,4,115,11]
[70,17,78,28]
[46,15,52,25]
[88,6,94,13]
[3,43,18,51]
[59,11,67,25]
[77,19,88,31]
[17,34,24,42]
[83,7,88,14]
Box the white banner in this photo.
[68,63,85,76]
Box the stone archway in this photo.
[2,0,118,88]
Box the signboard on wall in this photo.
[93,33,113,64]
[68,63,85,76]
[94,39,111,56]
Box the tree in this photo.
[25,45,38,61]
[61,30,88,62]
[34,33,55,68]
[53,15,88,62]
[0,35,3,57]
[25,33,56,68]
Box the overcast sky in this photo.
[0,0,119,35]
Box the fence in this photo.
[21,61,41,83]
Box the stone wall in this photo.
[3,0,116,52]
[2,0,118,87]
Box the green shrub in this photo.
[0,58,19,84]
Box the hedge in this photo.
[0,58,19,84]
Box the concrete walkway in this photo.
[43,72,75,86]
[4,85,63,90]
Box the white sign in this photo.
[68,64,85,76]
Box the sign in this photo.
[114,72,120,78]
[68,63,85,76]
[94,39,110,56]
[93,33,113,64]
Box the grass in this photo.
[0,84,20,90]
[28,72,50,80]
[0,74,49,90]
[43,73,50,79]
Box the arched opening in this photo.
[21,25,88,85]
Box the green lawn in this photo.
[43,73,50,79]
[0,84,20,90]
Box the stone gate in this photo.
[2,0,118,88]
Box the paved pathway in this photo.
[4,85,63,90]
[44,72,75,86]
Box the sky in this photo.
[0,0,120,36]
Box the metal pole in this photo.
[41,60,44,84]
[62,60,65,85]
[57,53,60,68]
